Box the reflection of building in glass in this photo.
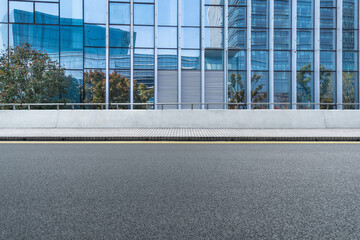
[0,0,359,108]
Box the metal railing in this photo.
[0,102,360,110]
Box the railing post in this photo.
[13,105,15,110]
[28,105,30,110]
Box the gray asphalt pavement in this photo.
[1,143,360,239]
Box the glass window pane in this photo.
[343,72,358,107]
[84,0,106,24]
[274,51,291,71]
[228,7,246,28]
[60,26,83,69]
[251,71,268,104]
[182,0,200,26]
[228,28,246,48]
[320,51,336,71]
[320,29,336,50]
[158,27,177,48]
[297,0,313,28]
[297,30,313,50]
[85,24,106,47]
[134,26,154,48]
[205,6,223,27]
[0,0,8,23]
[110,3,130,25]
[133,70,155,104]
[110,26,131,48]
[182,28,200,48]
[158,0,177,26]
[134,4,154,25]
[205,50,223,70]
[205,28,223,48]
[229,0,247,5]
[320,71,335,105]
[251,51,268,70]
[252,29,268,49]
[343,30,358,50]
[321,0,336,7]
[65,70,83,103]
[84,47,106,69]
[0,24,7,52]
[134,48,154,69]
[343,0,358,29]
[228,71,247,105]
[10,1,34,24]
[252,0,268,28]
[109,70,131,104]
[182,50,201,70]
[274,0,291,28]
[297,51,313,71]
[205,0,224,4]
[274,72,291,106]
[35,3,59,25]
[110,48,130,69]
[158,49,178,70]
[228,50,246,71]
[274,30,291,50]
[60,0,82,25]
[343,51,358,71]
[84,69,105,103]
[297,72,313,104]
[320,8,336,29]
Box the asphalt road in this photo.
[1,142,360,239]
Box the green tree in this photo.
[228,72,267,109]
[0,43,72,104]
[343,72,356,109]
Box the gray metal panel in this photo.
[336,0,343,109]
[205,71,225,109]
[291,0,297,109]
[157,70,178,109]
[182,71,201,109]
[314,0,320,109]
[246,0,252,109]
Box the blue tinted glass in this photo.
[133,26,154,48]
[9,24,59,61]
[228,7,246,28]
[10,2,34,24]
[84,0,106,24]
[85,24,106,47]
[228,28,246,48]
[182,50,201,70]
[205,28,223,48]
[61,26,83,69]
[134,4,154,25]
[110,48,130,69]
[297,72,313,104]
[251,71,268,103]
[158,0,177,26]
[252,0,268,28]
[297,30,313,50]
[110,3,130,25]
[205,6,223,27]
[65,70,83,103]
[228,50,246,70]
[343,30,358,50]
[320,71,335,105]
[320,51,336,71]
[134,70,155,93]
[205,50,223,70]
[0,0,8,23]
[274,51,291,71]
[84,47,106,69]
[35,3,59,25]
[343,0,358,29]
[343,51,358,71]
[110,26,131,48]
[134,48,154,69]
[274,0,291,28]
[320,30,336,50]
[251,51,268,70]
[297,0,313,28]
[60,0,82,25]
[0,24,8,52]
[158,49,178,70]
[158,27,177,48]
[274,72,291,105]
[135,0,154,2]
[229,0,247,5]
[205,0,224,4]
[297,51,313,71]
[343,72,357,105]
[321,0,336,7]
[252,29,268,49]
[228,71,246,104]
[84,69,105,103]
[182,0,200,26]
[182,28,200,48]
[274,30,291,50]
[320,8,336,29]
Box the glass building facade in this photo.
[0,0,359,109]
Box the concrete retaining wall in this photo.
[0,110,359,129]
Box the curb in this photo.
[1,136,360,141]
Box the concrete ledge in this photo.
[0,110,359,129]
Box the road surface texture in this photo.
[1,142,360,239]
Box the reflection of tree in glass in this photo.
[296,63,312,106]
[343,72,356,109]
[0,43,72,106]
[84,70,154,108]
[228,72,267,109]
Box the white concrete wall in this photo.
[0,110,359,129]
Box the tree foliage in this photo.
[0,43,72,103]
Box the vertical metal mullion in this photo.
[269,0,274,109]
[201,0,205,109]
[130,0,134,109]
[105,0,110,109]
[224,0,228,109]
[154,0,158,109]
[314,0,320,109]
[336,0,343,109]
[246,0,252,109]
[291,0,297,109]
[82,0,85,103]
[358,0,360,107]
[178,0,182,109]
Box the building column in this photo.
[246,0,252,109]
[130,0,134,109]
[336,0,343,109]
[105,0,110,109]
[201,0,205,109]
[223,0,229,109]
[314,0,320,109]
[269,0,274,109]
[291,0,297,109]
[154,0,158,109]
[178,0,182,109]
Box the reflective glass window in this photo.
[320,8,336,29]
[9,1,34,24]
[228,7,246,28]
[182,0,201,26]
[297,30,313,50]
[84,0,106,24]
[205,28,223,48]
[158,49,178,70]
[182,50,201,70]
[274,0,291,28]
[134,48,154,69]
[228,71,247,105]
[133,26,154,48]
[251,51,269,70]
[229,0,247,5]
[252,30,268,49]
[158,0,177,26]
[321,0,336,7]
[110,48,130,69]
[0,0,8,23]
[343,0,358,29]
[65,70,83,103]
[343,30,358,50]
[60,26,83,69]
[320,30,336,50]
[252,0,268,28]
[110,26,131,48]
[182,28,200,49]
[274,51,291,71]
[0,24,8,52]
[228,50,246,71]
[251,71,269,104]
[35,3,59,25]
[205,0,224,4]
[110,3,130,25]
[205,6,223,27]
[274,30,291,50]
[60,0,82,25]
[343,72,358,107]
[228,28,246,49]
[297,51,313,71]
[84,47,106,69]
[343,51,358,71]
[320,51,336,71]
[85,24,106,47]
[205,50,224,70]
[135,0,154,2]
[84,69,105,103]
[320,71,335,105]
[274,72,291,105]
[134,4,154,25]
[297,0,313,28]
[297,71,313,104]
[158,27,177,48]
[133,70,155,103]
